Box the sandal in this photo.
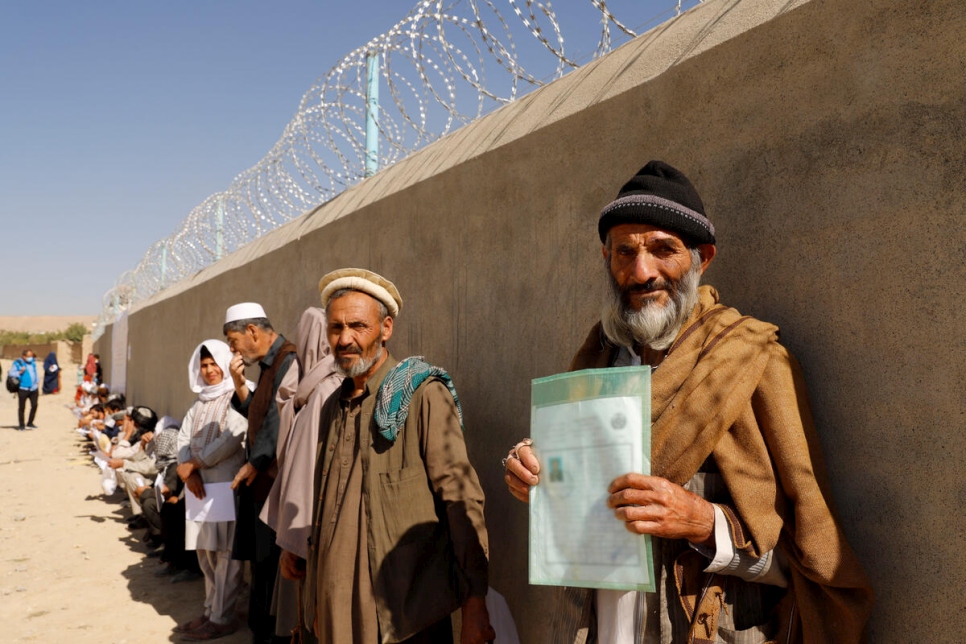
[173,614,208,633]
[180,619,238,641]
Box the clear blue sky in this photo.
[0,1,417,316]
[0,1,691,317]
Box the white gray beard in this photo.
[600,253,702,351]
[335,344,383,378]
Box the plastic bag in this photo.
[101,466,118,495]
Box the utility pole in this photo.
[365,50,380,178]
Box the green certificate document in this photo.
[529,367,654,592]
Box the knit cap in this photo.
[598,160,715,245]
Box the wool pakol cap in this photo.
[319,268,403,317]
[225,302,268,325]
[598,160,715,245]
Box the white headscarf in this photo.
[188,339,252,401]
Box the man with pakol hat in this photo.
[223,302,298,644]
[503,161,874,642]
[288,268,495,644]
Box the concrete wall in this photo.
[96,0,966,639]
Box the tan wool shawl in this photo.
[568,285,873,643]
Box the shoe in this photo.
[127,516,147,529]
[146,546,164,558]
[154,564,177,577]
[171,569,203,583]
[26,423,37,429]
[16,426,25,431]
[173,614,209,633]
[179,619,238,641]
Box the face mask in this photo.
[25,357,34,363]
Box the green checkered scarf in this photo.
[374,356,463,443]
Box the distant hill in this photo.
[0,316,97,334]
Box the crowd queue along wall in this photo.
[95,0,966,639]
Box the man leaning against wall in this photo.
[503,161,874,643]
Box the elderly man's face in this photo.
[326,291,393,379]
[226,326,261,366]
[604,224,711,312]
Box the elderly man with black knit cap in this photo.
[286,268,494,644]
[223,302,299,644]
[504,161,874,643]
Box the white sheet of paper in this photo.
[529,372,653,592]
[185,481,236,522]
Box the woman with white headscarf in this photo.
[175,339,249,641]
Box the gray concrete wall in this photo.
[97,0,966,639]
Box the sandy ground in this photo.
[0,359,251,643]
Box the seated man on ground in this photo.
[78,403,106,434]
[139,416,181,550]
[107,406,159,516]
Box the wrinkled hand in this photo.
[107,458,124,470]
[139,431,154,448]
[504,442,540,503]
[134,485,150,498]
[231,462,258,490]
[176,460,198,483]
[230,352,248,394]
[280,549,306,581]
[607,474,715,546]
[185,472,206,500]
[460,595,495,644]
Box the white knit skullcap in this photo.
[225,302,268,324]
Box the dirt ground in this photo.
[0,359,251,643]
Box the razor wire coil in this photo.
[94,0,703,339]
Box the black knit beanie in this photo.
[598,160,715,245]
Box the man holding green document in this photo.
[503,161,873,643]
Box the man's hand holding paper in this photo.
[607,473,715,546]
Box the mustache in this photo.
[336,344,362,355]
[623,278,673,297]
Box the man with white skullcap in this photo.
[287,268,494,644]
[223,302,298,644]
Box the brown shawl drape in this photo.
[567,285,873,643]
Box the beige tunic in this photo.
[309,354,489,644]
[315,394,379,644]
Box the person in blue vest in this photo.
[11,350,40,430]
